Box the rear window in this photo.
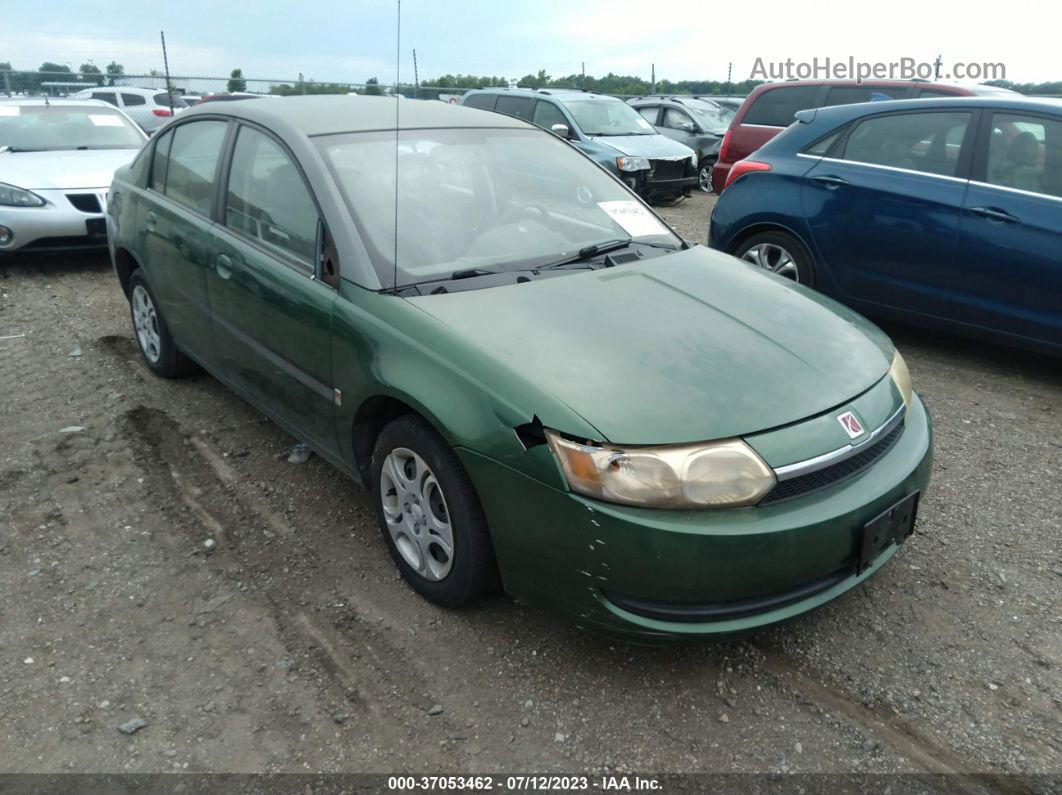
[463,94,496,110]
[154,92,189,108]
[743,85,823,127]
[495,96,533,121]
[825,86,908,106]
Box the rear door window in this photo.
[90,91,118,106]
[636,106,660,124]
[463,93,496,110]
[164,120,229,215]
[121,93,147,107]
[842,111,971,177]
[743,85,823,127]
[917,88,961,98]
[494,96,533,121]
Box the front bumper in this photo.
[458,394,933,643]
[0,188,109,254]
[621,158,699,200]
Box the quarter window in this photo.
[494,96,533,121]
[121,93,147,106]
[150,128,174,190]
[226,126,319,268]
[842,112,971,177]
[986,113,1062,198]
[743,85,822,127]
[164,120,228,215]
[636,106,659,124]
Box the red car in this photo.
[712,80,1014,192]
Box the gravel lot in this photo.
[1,192,1059,789]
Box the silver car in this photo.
[0,98,147,254]
[71,86,187,133]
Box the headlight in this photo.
[545,431,776,509]
[0,182,46,207]
[889,350,913,407]
[616,156,651,172]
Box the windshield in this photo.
[0,104,145,151]
[685,101,734,133]
[559,96,656,136]
[317,127,681,289]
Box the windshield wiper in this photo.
[540,238,634,269]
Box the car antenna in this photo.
[160,30,175,116]
[392,0,401,291]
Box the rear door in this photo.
[493,96,533,122]
[119,92,148,127]
[139,118,230,364]
[951,110,1062,347]
[802,109,975,316]
[732,85,826,163]
[208,123,340,453]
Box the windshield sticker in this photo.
[89,114,124,127]
[0,106,19,117]
[597,200,670,238]
[636,118,652,129]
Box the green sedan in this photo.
[106,96,932,642]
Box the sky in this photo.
[2,0,1056,85]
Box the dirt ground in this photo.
[1,191,1060,788]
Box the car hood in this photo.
[0,149,140,190]
[589,133,694,159]
[409,247,894,445]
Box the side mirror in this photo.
[551,123,571,139]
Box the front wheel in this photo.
[371,415,498,607]
[698,158,716,193]
[733,231,816,286]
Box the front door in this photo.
[207,123,339,454]
[802,109,974,317]
[952,110,1062,348]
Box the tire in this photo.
[127,270,196,377]
[371,414,498,607]
[733,230,816,287]
[698,157,716,193]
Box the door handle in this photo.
[968,206,1020,224]
[215,253,234,279]
[811,175,849,188]
[145,211,157,230]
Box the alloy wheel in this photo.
[741,243,800,281]
[379,447,454,581]
[699,163,713,192]
[131,284,162,363]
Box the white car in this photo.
[71,86,187,132]
[0,98,147,255]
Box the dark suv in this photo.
[461,88,698,202]
[712,80,1015,192]
[628,96,733,192]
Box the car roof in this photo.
[802,95,1062,122]
[75,86,165,95]
[180,94,532,136]
[0,97,117,108]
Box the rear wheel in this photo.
[734,231,816,286]
[371,414,498,607]
[128,270,196,377]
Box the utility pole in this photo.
[581,62,585,90]
[726,62,732,96]
[412,49,419,97]
[650,63,655,95]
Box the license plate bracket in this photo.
[859,492,919,574]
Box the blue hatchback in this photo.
[709,97,1062,354]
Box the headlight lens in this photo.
[889,350,913,407]
[0,182,46,207]
[616,156,651,172]
[545,431,776,509]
